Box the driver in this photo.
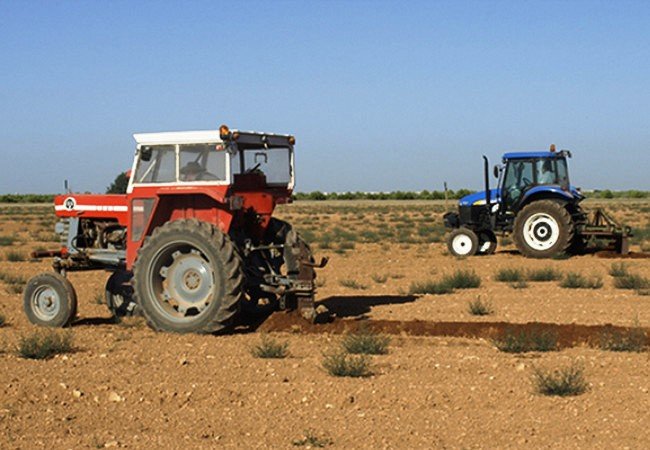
[180,161,219,181]
[538,160,555,184]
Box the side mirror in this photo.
[493,165,500,178]
[140,146,152,162]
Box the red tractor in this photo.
[24,125,327,333]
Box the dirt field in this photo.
[0,200,649,449]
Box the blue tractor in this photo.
[444,145,631,258]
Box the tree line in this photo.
[1,189,648,203]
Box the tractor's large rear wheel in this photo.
[513,200,574,258]
[133,219,243,334]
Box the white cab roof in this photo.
[133,130,223,145]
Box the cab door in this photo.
[500,159,535,212]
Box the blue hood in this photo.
[459,189,501,207]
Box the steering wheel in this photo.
[246,163,262,174]
[522,177,532,187]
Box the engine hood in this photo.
[458,189,501,207]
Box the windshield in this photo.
[133,144,227,184]
[231,147,292,185]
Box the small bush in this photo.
[0,236,15,246]
[533,363,588,397]
[292,429,333,447]
[408,279,454,295]
[339,279,367,290]
[613,274,650,290]
[442,269,481,289]
[560,272,603,289]
[94,292,104,305]
[599,328,647,352]
[251,335,289,359]
[342,326,390,355]
[18,330,74,360]
[322,351,372,377]
[468,297,493,316]
[495,268,524,282]
[5,251,25,262]
[609,262,629,278]
[510,280,529,289]
[371,274,388,284]
[493,329,558,353]
[0,312,5,327]
[527,267,562,282]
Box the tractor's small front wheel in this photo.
[477,230,497,255]
[105,270,139,320]
[447,228,479,257]
[23,272,78,327]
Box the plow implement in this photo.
[580,208,633,255]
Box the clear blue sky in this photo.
[1,0,649,194]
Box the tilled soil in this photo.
[0,201,649,448]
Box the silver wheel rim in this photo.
[32,285,61,321]
[452,233,474,256]
[523,213,560,251]
[148,244,216,323]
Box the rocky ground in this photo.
[0,200,648,448]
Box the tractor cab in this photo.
[129,125,295,196]
[497,148,576,213]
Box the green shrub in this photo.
[5,251,25,262]
[371,274,388,284]
[468,297,493,316]
[560,273,603,289]
[493,329,558,353]
[342,326,390,355]
[533,363,588,397]
[609,263,629,278]
[408,279,454,295]
[251,335,289,359]
[495,268,524,282]
[613,274,650,290]
[442,269,481,289]
[339,279,367,290]
[510,280,529,289]
[18,330,74,360]
[527,267,562,282]
[0,236,15,247]
[292,429,333,447]
[322,351,372,377]
[599,328,647,352]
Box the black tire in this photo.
[446,228,479,257]
[513,200,574,258]
[23,272,77,327]
[477,230,497,255]
[132,219,244,334]
[105,270,139,319]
